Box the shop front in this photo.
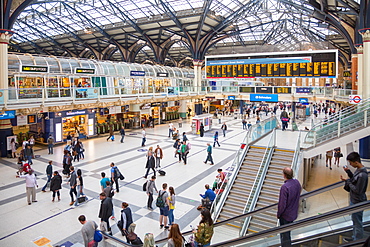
[53,109,96,142]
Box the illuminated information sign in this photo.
[205,50,337,78]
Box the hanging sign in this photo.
[75,68,95,74]
[21,65,49,73]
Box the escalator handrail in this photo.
[153,172,370,245]
[209,200,370,247]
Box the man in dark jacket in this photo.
[144,151,156,179]
[99,192,113,234]
[341,152,368,242]
[41,161,53,192]
[120,126,125,143]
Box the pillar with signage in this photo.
[356,44,364,97]
[359,29,370,99]
[0,29,14,105]
[0,111,16,157]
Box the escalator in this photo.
[217,145,267,224]
[247,148,294,233]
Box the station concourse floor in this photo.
[0,111,368,247]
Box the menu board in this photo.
[205,50,337,78]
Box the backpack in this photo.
[94,229,103,242]
[108,187,115,198]
[186,142,191,150]
[143,181,148,191]
[156,191,166,208]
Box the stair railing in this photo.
[211,116,278,220]
[239,128,276,236]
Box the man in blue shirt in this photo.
[277,167,301,247]
[200,184,216,209]
[100,172,110,192]
[203,143,214,165]
[110,162,120,193]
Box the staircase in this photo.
[247,148,295,233]
[217,145,267,225]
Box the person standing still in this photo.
[120,126,125,143]
[16,169,38,205]
[141,128,146,147]
[158,183,170,229]
[47,134,54,154]
[277,167,301,247]
[341,152,368,242]
[69,166,77,206]
[50,171,62,202]
[146,176,158,210]
[204,143,214,165]
[154,145,163,169]
[41,161,53,192]
[221,123,227,137]
[178,117,183,128]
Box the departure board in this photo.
[205,50,337,78]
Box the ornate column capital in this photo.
[359,28,370,42]
[355,44,363,54]
[0,29,15,44]
[193,59,203,67]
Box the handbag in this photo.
[340,153,343,157]
[124,230,138,241]
[281,117,289,122]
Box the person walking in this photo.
[50,171,62,202]
[199,123,204,137]
[280,109,289,131]
[78,140,85,160]
[69,166,77,206]
[168,122,174,137]
[63,151,72,177]
[74,169,87,206]
[193,209,214,247]
[98,192,113,235]
[154,145,163,169]
[181,141,189,165]
[144,151,156,179]
[16,169,38,205]
[47,134,55,154]
[119,202,134,243]
[110,162,120,193]
[182,132,188,142]
[341,152,368,242]
[10,138,17,158]
[242,119,247,129]
[146,176,158,210]
[213,131,220,148]
[277,167,302,247]
[334,147,342,167]
[168,186,176,226]
[141,128,146,147]
[173,139,180,158]
[73,141,82,162]
[120,126,125,143]
[41,160,53,192]
[167,224,183,247]
[221,123,227,137]
[203,143,214,165]
[158,183,170,229]
[107,125,114,141]
[24,145,34,165]
[326,150,334,170]
[103,181,115,219]
[100,172,110,192]
[78,215,98,247]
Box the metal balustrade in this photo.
[302,98,370,148]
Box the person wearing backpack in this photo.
[110,162,120,193]
[146,176,158,210]
[158,183,170,229]
[181,141,190,165]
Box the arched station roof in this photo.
[1,0,368,67]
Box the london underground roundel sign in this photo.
[349,95,362,104]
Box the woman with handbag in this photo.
[193,209,214,247]
[74,169,87,206]
[119,202,135,244]
[167,224,184,247]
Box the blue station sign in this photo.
[130,71,145,76]
[296,87,311,93]
[228,96,236,100]
[0,110,16,120]
[250,94,279,102]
